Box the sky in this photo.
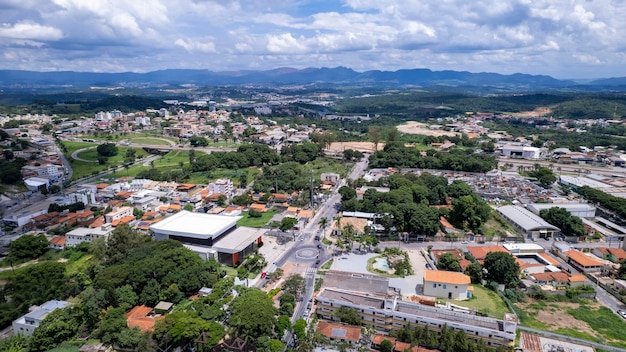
[1,0,626,79]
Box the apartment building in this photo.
[316,287,516,348]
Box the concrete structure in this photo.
[105,206,133,223]
[499,145,541,159]
[65,224,114,247]
[519,331,595,352]
[497,205,560,240]
[12,300,70,336]
[526,203,596,218]
[316,287,516,348]
[209,179,234,197]
[149,211,263,265]
[582,217,626,243]
[24,177,51,192]
[423,270,471,300]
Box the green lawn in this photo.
[236,210,276,227]
[128,137,172,146]
[307,157,352,179]
[68,146,149,180]
[441,284,510,318]
[566,306,626,348]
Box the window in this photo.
[443,284,447,289]
[433,283,437,288]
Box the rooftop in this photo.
[497,205,560,232]
[149,210,241,240]
[564,250,603,267]
[424,269,471,285]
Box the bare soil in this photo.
[508,107,552,117]
[396,121,459,137]
[516,299,599,337]
[326,142,383,153]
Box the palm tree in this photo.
[319,217,328,231]
[335,215,342,236]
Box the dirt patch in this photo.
[508,107,552,118]
[397,121,459,137]
[326,142,383,153]
[517,300,599,337]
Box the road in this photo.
[500,157,626,177]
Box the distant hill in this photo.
[0,67,603,90]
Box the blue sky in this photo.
[0,0,625,79]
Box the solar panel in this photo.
[331,328,346,338]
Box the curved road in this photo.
[71,146,98,162]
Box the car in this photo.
[619,310,626,319]
[314,235,320,240]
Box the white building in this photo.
[68,185,97,205]
[149,211,264,265]
[499,145,541,159]
[13,300,70,336]
[209,179,234,197]
[24,177,51,192]
[423,270,471,300]
[526,203,596,218]
[65,224,114,247]
[105,206,133,223]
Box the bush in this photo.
[248,208,262,218]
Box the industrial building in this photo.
[497,205,560,240]
[526,203,596,218]
[149,211,264,265]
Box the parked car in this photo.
[619,310,626,319]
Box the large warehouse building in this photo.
[149,211,264,265]
[497,205,560,240]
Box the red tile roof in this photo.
[565,250,603,267]
[126,305,164,332]
[317,321,361,342]
[49,235,66,247]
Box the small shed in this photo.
[154,301,173,314]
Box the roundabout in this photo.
[295,246,320,260]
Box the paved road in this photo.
[71,146,98,162]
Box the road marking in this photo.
[306,266,317,276]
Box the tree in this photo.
[333,306,361,325]
[154,311,224,349]
[449,195,491,231]
[115,284,138,310]
[380,339,394,352]
[292,318,307,341]
[338,186,357,201]
[368,126,382,151]
[528,167,557,188]
[319,217,328,231]
[279,217,298,232]
[8,234,49,261]
[183,204,194,212]
[483,252,520,287]
[437,253,461,272]
[28,306,81,352]
[539,207,584,238]
[96,143,118,157]
[465,262,483,284]
[190,135,209,146]
[105,223,150,264]
[217,194,227,206]
[229,288,277,339]
[274,315,292,339]
[282,274,305,298]
[618,262,626,280]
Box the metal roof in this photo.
[497,205,560,232]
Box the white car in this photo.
[619,310,626,319]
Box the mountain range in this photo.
[0,67,624,91]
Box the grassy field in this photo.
[308,157,352,179]
[128,137,173,145]
[515,299,626,348]
[77,132,179,143]
[237,210,276,227]
[440,284,510,318]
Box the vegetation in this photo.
[483,252,520,287]
[539,207,585,238]
[369,141,497,173]
[576,186,626,220]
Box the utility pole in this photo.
[310,169,314,208]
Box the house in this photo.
[126,305,164,332]
[529,272,586,290]
[316,321,361,345]
[423,270,471,300]
[371,335,439,352]
[49,235,66,250]
[12,300,70,336]
[466,245,509,263]
[564,250,603,272]
[592,247,626,263]
[65,224,114,247]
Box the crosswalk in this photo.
[305,266,317,276]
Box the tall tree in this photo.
[483,252,520,287]
[229,288,277,339]
[437,253,461,272]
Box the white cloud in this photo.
[0,21,63,41]
[174,38,217,53]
